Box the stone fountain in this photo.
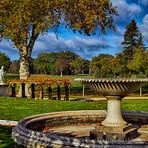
[12,78,148,147]
[76,78,148,141]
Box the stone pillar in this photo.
[39,86,44,99]
[21,83,26,98]
[102,96,127,127]
[11,84,16,97]
[31,83,35,99]
[48,87,52,100]
[65,85,69,100]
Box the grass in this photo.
[0,126,23,148]
[1,74,148,147]
[0,97,148,147]
[0,97,148,121]
[0,97,106,121]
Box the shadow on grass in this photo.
[0,126,23,148]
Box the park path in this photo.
[91,96,148,101]
[0,120,18,126]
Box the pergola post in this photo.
[21,83,26,98]
[65,85,69,100]
[57,85,61,100]
[48,87,52,100]
[11,84,16,97]
[31,83,35,99]
[39,86,44,99]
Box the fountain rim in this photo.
[74,78,148,83]
[17,110,148,127]
[12,110,148,147]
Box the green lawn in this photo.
[0,97,148,121]
[0,126,23,148]
[0,97,148,148]
[0,97,106,121]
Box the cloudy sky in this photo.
[0,0,148,61]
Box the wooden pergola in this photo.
[9,76,71,100]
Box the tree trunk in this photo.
[16,26,39,98]
[19,46,31,80]
[60,69,63,77]
[17,46,32,98]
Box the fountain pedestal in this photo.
[102,96,126,127]
[90,124,138,140]
[90,95,138,140]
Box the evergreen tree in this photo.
[121,19,144,60]
[137,32,144,48]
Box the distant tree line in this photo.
[0,51,90,75]
[0,19,147,77]
[33,51,90,75]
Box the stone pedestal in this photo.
[90,96,139,140]
[0,85,9,96]
[102,96,127,127]
[90,124,138,140]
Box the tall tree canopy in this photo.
[0,52,10,71]
[71,57,89,75]
[127,48,148,77]
[33,52,57,74]
[121,19,145,61]
[0,0,117,80]
[55,51,77,76]
[90,54,114,78]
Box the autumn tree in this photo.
[70,57,90,74]
[55,51,77,76]
[0,0,117,80]
[90,54,114,78]
[33,52,57,74]
[127,48,148,77]
[9,60,19,74]
[111,53,130,77]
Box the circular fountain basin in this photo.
[12,110,148,147]
[75,78,148,96]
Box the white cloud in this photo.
[140,14,148,41]
[111,0,141,21]
[0,31,123,60]
[0,39,19,60]
[33,33,113,60]
[138,0,148,6]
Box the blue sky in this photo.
[0,0,148,61]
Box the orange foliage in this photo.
[9,76,71,87]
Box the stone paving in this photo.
[45,124,148,141]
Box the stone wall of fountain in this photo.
[12,110,148,147]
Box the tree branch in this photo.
[27,25,39,52]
